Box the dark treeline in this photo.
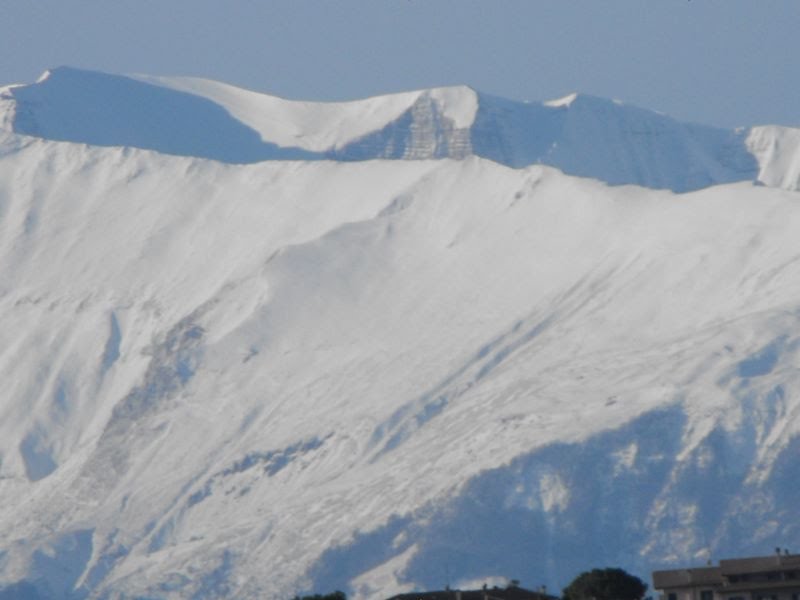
[295,567,647,600]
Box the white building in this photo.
[653,553,800,600]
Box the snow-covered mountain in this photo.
[1,69,800,600]
[4,66,800,192]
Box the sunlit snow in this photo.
[1,69,800,600]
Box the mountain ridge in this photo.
[3,66,799,192]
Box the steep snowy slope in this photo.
[0,68,314,163]
[747,125,800,190]
[3,67,799,192]
[1,127,800,599]
[131,72,477,153]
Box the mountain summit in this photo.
[3,66,799,191]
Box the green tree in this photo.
[291,592,346,600]
[563,568,647,600]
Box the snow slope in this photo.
[130,73,478,152]
[1,123,800,599]
[747,125,800,190]
[3,67,799,192]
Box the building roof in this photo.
[720,554,800,576]
[652,567,722,590]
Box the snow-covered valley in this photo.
[0,69,799,599]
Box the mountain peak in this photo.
[543,91,634,111]
[418,84,479,128]
[544,91,580,107]
[6,66,314,163]
[3,67,799,192]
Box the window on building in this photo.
[701,590,713,600]
[667,592,677,600]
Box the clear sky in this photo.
[1,0,798,129]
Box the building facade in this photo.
[653,553,800,600]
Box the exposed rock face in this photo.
[330,92,474,161]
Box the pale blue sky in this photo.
[1,1,798,129]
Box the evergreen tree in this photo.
[563,568,647,600]
[291,592,346,600]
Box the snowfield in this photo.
[0,70,799,600]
